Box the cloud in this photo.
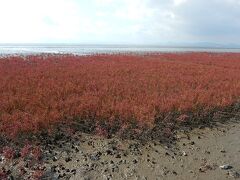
[0,0,81,42]
[173,0,188,6]
[0,0,239,44]
[174,0,240,43]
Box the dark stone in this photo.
[106,150,113,155]
[118,160,123,164]
[172,171,178,175]
[133,159,138,164]
[71,169,76,175]
[52,156,58,162]
[75,148,79,153]
[115,154,121,158]
[24,162,29,168]
[65,157,72,162]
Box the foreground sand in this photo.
[67,123,240,180]
[1,119,240,180]
[45,120,240,179]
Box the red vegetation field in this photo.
[0,53,240,138]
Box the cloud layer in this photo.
[0,0,239,44]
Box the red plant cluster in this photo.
[1,144,42,161]
[0,53,240,137]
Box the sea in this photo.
[1,44,240,55]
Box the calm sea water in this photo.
[1,44,240,55]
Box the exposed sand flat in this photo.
[1,120,240,180]
[40,120,240,180]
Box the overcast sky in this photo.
[0,0,239,44]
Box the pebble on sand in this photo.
[219,165,233,170]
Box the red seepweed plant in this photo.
[0,53,239,138]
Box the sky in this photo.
[0,0,239,45]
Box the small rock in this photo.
[75,147,80,153]
[220,149,226,153]
[0,156,5,162]
[219,164,233,170]
[199,163,215,173]
[133,159,138,164]
[106,150,113,155]
[182,151,187,156]
[164,145,169,149]
[151,160,156,165]
[115,154,121,159]
[58,173,66,178]
[24,162,29,168]
[71,169,77,175]
[52,156,58,162]
[65,157,72,162]
[205,151,210,154]
[111,165,119,173]
[165,152,170,156]
[110,160,114,164]
[103,168,108,173]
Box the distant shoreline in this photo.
[1,44,240,55]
